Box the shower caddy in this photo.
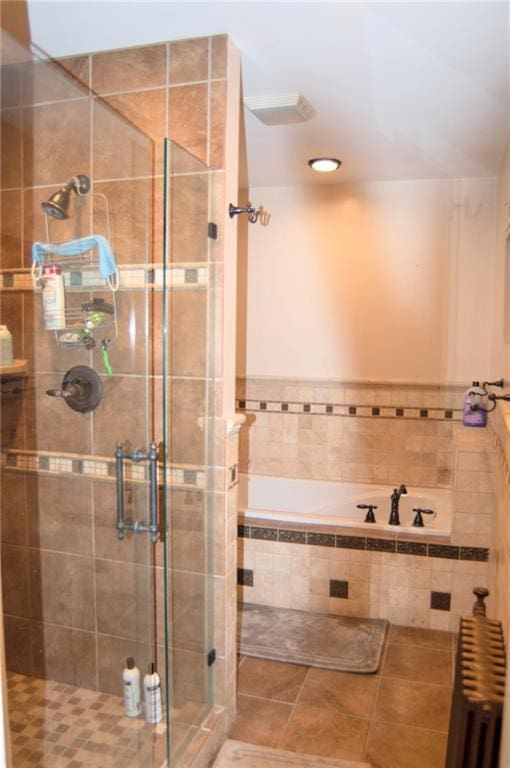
[32,190,119,366]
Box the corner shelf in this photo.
[0,359,28,378]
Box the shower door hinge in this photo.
[208,222,218,240]
[207,648,216,667]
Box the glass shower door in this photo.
[162,139,218,764]
[0,31,168,768]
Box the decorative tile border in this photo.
[238,523,489,562]
[0,263,209,292]
[236,398,461,422]
[1,448,208,490]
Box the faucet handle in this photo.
[357,503,378,523]
[412,508,436,527]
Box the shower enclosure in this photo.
[0,28,219,767]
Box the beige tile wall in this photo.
[488,407,510,637]
[238,376,495,548]
[238,536,488,632]
[236,376,497,629]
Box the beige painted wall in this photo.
[238,177,497,384]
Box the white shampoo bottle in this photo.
[122,657,142,717]
[143,663,162,724]
[41,264,66,330]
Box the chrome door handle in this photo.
[115,441,159,544]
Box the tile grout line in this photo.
[362,630,389,761]
[275,665,311,751]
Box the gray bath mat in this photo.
[213,740,372,767]
[238,603,387,674]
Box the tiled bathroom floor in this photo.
[6,672,179,768]
[230,624,455,768]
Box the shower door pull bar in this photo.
[115,442,159,544]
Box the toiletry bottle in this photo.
[463,381,487,428]
[122,657,142,717]
[41,264,65,330]
[0,325,13,366]
[143,663,162,724]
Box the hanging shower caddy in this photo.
[32,184,119,356]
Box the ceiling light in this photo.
[308,158,341,173]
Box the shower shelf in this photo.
[0,359,28,377]
[46,300,116,350]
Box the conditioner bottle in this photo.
[122,657,142,717]
[144,663,162,724]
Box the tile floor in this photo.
[230,624,454,768]
[6,672,194,768]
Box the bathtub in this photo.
[238,474,451,537]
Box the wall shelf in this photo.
[0,359,28,378]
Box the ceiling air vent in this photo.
[243,93,316,126]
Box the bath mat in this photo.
[213,740,372,767]
[238,604,387,673]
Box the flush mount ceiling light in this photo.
[308,158,341,173]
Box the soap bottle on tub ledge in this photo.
[463,381,487,428]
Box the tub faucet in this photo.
[389,484,407,525]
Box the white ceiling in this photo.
[27,1,510,186]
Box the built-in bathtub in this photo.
[238,473,451,538]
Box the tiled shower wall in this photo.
[236,376,497,628]
[0,34,239,759]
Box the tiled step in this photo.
[213,740,371,768]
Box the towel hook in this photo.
[229,202,270,225]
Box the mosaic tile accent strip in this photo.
[307,532,336,548]
[250,526,278,542]
[0,263,209,292]
[7,672,168,768]
[236,399,462,422]
[278,529,306,545]
[238,524,489,561]
[396,541,427,557]
[0,449,218,492]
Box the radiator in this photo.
[445,588,506,768]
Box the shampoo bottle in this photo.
[463,381,487,428]
[122,657,142,717]
[41,264,65,330]
[144,663,162,724]
[0,325,13,366]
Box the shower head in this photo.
[42,174,91,220]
